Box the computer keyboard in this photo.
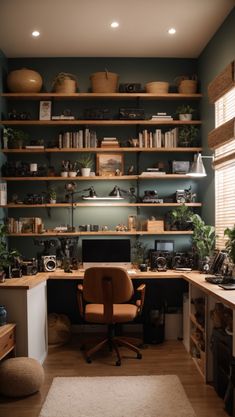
[205,276,234,285]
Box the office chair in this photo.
[77,267,146,366]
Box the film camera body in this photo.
[119,83,142,93]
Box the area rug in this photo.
[39,375,196,417]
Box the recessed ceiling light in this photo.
[110,22,119,29]
[168,28,176,35]
[32,30,40,37]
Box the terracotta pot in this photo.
[7,68,43,93]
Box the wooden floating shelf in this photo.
[1,92,203,100]
[7,230,194,237]
[1,202,202,208]
[2,119,202,126]
[1,147,203,154]
[1,175,204,181]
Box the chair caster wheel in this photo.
[116,360,121,366]
[137,353,142,359]
[86,357,92,364]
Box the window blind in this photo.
[212,73,235,249]
[215,86,235,128]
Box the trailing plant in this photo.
[191,214,216,260]
[0,224,20,271]
[224,225,235,264]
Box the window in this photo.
[214,89,235,249]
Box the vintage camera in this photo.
[172,161,190,174]
[150,250,172,271]
[10,267,22,278]
[119,83,142,93]
[84,108,112,120]
[21,259,38,276]
[41,255,56,272]
[23,193,45,205]
[176,187,196,203]
[142,190,159,203]
[172,252,194,270]
[119,108,145,120]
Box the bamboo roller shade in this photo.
[208,117,235,149]
[208,61,235,103]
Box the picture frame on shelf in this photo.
[39,100,52,120]
[96,153,124,176]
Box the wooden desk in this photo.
[1,269,235,370]
[0,323,16,360]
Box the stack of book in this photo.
[151,112,173,121]
[100,137,120,148]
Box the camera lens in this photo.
[46,260,56,271]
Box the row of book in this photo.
[58,129,98,149]
[7,217,43,234]
[138,128,178,148]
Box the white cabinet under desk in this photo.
[0,280,48,364]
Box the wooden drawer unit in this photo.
[0,323,16,360]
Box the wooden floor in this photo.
[0,335,230,417]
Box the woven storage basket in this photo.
[145,81,169,94]
[178,79,197,94]
[90,71,119,93]
[54,79,77,93]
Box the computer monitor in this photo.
[82,239,131,268]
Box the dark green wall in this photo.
[2,3,235,259]
[0,50,7,224]
[198,7,235,225]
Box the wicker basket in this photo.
[54,79,77,94]
[90,71,119,93]
[177,79,197,94]
[145,81,169,94]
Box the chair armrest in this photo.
[77,284,84,318]
[136,283,146,314]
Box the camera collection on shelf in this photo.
[4,236,228,280]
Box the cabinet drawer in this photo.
[0,328,15,359]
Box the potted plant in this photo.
[224,225,235,266]
[48,188,57,204]
[68,161,79,177]
[3,128,29,149]
[167,204,194,231]
[77,154,93,177]
[0,224,20,280]
[61,160,70,177]
[178,125,199,147]
[131,239,148,268]
[52,72,78,93]
[191,214,216,269]
[176,105,195,121]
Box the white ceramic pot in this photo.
[61,171,68,177]
[68,171,78,177]
[179,114,192,121]
[49,199,56,204]
[81,168,91,177]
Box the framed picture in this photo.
[39,100,52,120]
[96,153,124,176]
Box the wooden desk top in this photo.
[1,269,235,309]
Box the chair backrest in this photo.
[83,267,134,304]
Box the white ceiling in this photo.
[0,0,234,58]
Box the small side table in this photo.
[0,324,16,360]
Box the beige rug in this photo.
[39,375,196,417]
